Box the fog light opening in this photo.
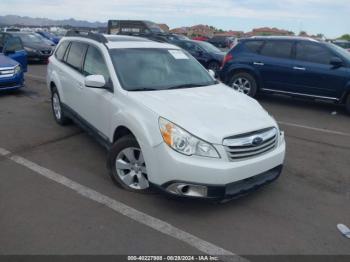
[180,185,190,194]
[166,183,208,198]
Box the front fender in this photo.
[109,97,162,149]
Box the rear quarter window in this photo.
[55,41,69,61]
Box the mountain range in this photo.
[0,15,106,28]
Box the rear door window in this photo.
[65,42,88,71]
[260,41,293,59]
[244,40,264,53]
[55,41,69,61]
[296,42,333,64]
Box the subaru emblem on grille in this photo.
[252,136,264,146]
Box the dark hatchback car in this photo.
[208,36,235,48]
[220,36,350,114]
[4,32,54,62]
[176,40,225,72]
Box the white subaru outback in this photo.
[47,31,286,200]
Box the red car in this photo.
[192,36,209,41]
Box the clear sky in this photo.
[0,0,348,38]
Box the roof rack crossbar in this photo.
[65,30,108,43]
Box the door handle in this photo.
[293,66,306,71]
[253,62,264,66]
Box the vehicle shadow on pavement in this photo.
[257,93,346,115]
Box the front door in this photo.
[80,45,113,139]
[292,41,347,98]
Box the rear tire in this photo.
[228,72,258,97]
[109,135,152,193]
[51,88,70,125]
[346,93,350,115]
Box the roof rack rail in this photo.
[65,30,108,43]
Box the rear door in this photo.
[256,40,296,92]
[61,41,88,112]
[1,35,27,72]
[292,41,346,98]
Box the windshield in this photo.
[196,41,221,53]
[110,48,216,91]
[13,33,43,44]
[144,21,164,33]
[327,42,350,61]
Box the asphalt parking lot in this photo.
[1,64,350,259]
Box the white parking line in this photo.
[278,121,350,137]
[0,147,247,262]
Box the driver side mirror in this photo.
[85,75,106,88]
[330,57,343,68]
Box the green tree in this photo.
[339,34,350,40]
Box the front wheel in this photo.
[109,135,151,193]
[228,72,258,97]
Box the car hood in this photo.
[24,42,53,50]
[128,83,277,144]
[0,54,18,68]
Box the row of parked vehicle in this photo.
[0,30,61,92]
[107,20,350,114]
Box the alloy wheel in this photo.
[232,77,251,95]
[52,93,62,120]
[115,147,149,190]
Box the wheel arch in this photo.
[225,65,263,88]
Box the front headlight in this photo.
[24,47,36,53]
[14,65,21,75]
[159,117,220,158]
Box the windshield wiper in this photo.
[128,88,158,92]
[167,82,214,90]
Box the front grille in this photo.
[0,69,15,76]
[223,127,278,161]
[40,49,52,55]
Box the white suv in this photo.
[47,31,286,200]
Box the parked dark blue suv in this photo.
[219,36,350,114]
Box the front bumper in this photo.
[158,165,283,200]
[145,134,286,199]
[0,73,25,91]
[27,51,52,62]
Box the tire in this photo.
[207,61,220,73]
[346,93,350,115]
[108,135,152,193]
[228,72,258,97]
[51,88,70,125]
